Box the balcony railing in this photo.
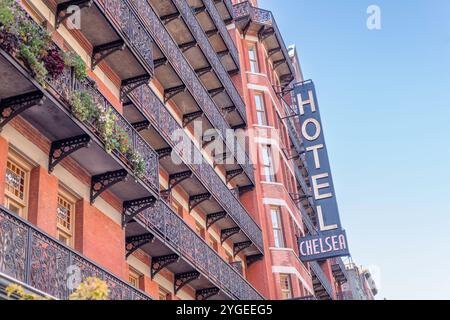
[126,0,255,185]
[172,0,246,122]
[129,85,263,252]
[46,56,159,193]
[0,206,150,300]
[310,261,334,299]
[202,0,240,68]
[136,199,263,300]
[97,0,154,75]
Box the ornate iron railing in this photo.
[233,1,295,77]
[125,0,255,185]
[0,206,150,300]
[310,261,334,299]
[136,200,263,300]
[129,85,263,252]
[172,0,245,122]
[202,0,239,68]
[96,0,154,75]
[46,61,159,193]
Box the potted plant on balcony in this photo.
[0,0,19,54]
[63,51,88,81]
[129,150,146,179]
[44,48,65,79]
[68,90,99,123]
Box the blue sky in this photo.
[259,0,450,299]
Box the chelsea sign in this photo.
[294,80,350,262]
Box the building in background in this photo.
[0,0,356,300]
[341,264,378,300]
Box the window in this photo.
[254,93,268,126]
[57,190,76,247]
[128,269,141,289]
[159,286,171,300]
[280,274,293,300]
[4,154,30,218]
[270,207,285,248]
[261,145,276,182]
[248,43,259,73]
[195,222,205,239]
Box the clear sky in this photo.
[259,0,450,299]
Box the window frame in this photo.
[280,274,293,300]
[270,207,285,248]
[248,42,260,73]
[254,92,268,126]
[56,187,77,247]
[4,151,31,219]
[261,145,276,182]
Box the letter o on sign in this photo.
[302,118,321,141]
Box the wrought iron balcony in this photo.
[214,0,234,24]
[0,206,150,300]
[233,1,295,89]
[125,0,255,185]
[46,61,160,193]
[55,0,154,85]
[166,0,246,125]
[128,85,264,253]
[310,261,334,300]
[134,199,263,300]
[200,0,240,71]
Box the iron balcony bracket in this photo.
[202,132,217,148]
[164,85,186,104]
[206,211,227,230]
[120,74,151,101]
[195,66,213,77]
[179,41,197,53]
[90,170,128,204]
[156,147,173,160]
[217,49,229,58]
[151,254,180,279]
[221,227,241,244]
[259,27,275,41]
[122,196,156,228]
[92,40,125,69]
[193,5,206,15]
[206,29,219,38]
[237,185,254,197]
[55,0,93,28]
[268,47,281,58]
[233,241,252,257]
[126,233,155,258]
[213,152,229,168]
[273,59,286,70]
[160,12,181,25]
[169,171,193,190]
[189,193,211,212]
[208,87,224,98]
[246,253,264,267]
[131,120,150,132]
[154,57,168,69]
[0,91,45,131]
[226,168,244,184]
[183,110,204,127]
[222,105,236,117]
[48,134,91,173]
[196,287,220,300]
[175,271,201,294]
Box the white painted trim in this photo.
[263,198,304,234]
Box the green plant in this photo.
[130,150,146,179]
[0,0,15,30]
[64,51,88,80]
[98,107,118,153]
[6,277,109,300]
[116,126,130,155]
[18,44,48,86]
[69,277,109,300]
[68,91,99,122]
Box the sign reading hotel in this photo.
[293,80,350,262]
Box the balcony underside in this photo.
[55,0,153,81]
[150,44,253,189]
[122,91,260,255]
[188,0,239,73]
[149,0,245,129]
[127,221,230,300]
[214,0,234,25]
[0,50,158,202]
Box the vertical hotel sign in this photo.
[294,80,349,262]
